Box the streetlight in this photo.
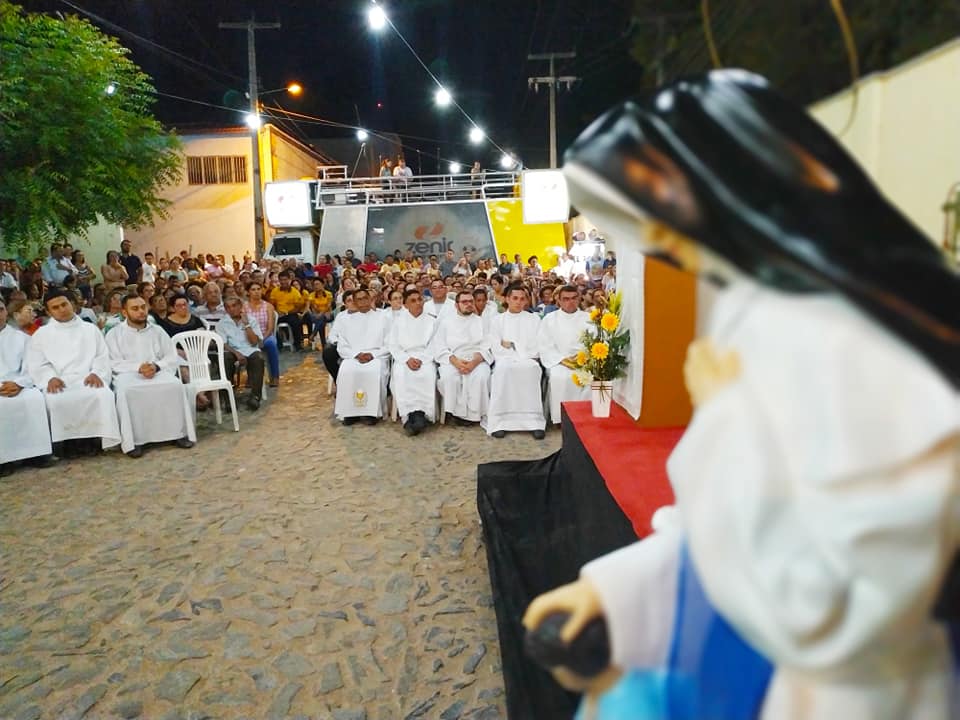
[469,126,485,145]
[368,5,387,30]
[500,153,517,169]
[257,82,303,98]
[244,112,262,130]
[105,82,117,95]
[356,129,369,141]
[449,161,462,174]
[434,87,452,108]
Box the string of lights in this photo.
[367,1,522,170]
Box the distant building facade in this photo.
[125,124,340,261]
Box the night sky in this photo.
[24,0,642,172]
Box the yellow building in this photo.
[125,124,338,262]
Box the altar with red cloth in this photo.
[477,401,684,719]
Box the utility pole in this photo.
[220,18,280,259]
[528,51,577,168]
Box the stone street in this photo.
[0,354,561,719]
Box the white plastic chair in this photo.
[173,330,240,432]
[276,310,295,352]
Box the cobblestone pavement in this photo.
[0,353,562,719]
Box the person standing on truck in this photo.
[379,158,393,202]
[393,156,413,202]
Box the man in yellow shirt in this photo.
[271,270,306,351]
[305,279,334,348]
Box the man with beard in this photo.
[430,290,491,425]
[106,295,196,458]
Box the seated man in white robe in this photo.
[27,288,121,454]
[106,294,196,458]
[424,279,455,323]
[387,289,437,436]
[537,284,592,424]
[484,282,546,439]
[334,288,390,425]
[473,287,499,337]
[0,299,54,476]
[431,290,492,426]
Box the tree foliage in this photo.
[0,1,182,253]
[627,0,960,104]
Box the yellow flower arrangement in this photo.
[572,290,630,387]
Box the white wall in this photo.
[125,126,330,263]
[125,133,255,262]
[809,39,960,244]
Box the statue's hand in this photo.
[523,580,621,694]
[684,338,741,407]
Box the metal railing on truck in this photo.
[310,171,520,208]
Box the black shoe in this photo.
[343,417,359,426]
[491,430,506,439]
[126,446,144,459]
[81,439,101,456]
[363,416,379,426]
[532,429,546,440]
[28,454,59,468]
[175,437,195,449]
[246,396,261,411]
[0,463,13,478]
[454,416,473,427]
[403,420,419,436]
[413,411,429,431]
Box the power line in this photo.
[369,1,515,164]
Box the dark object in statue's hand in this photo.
[524,611,611,678]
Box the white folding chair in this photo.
[173,330,240,432]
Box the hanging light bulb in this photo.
[368,5,387,30]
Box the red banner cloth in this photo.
[563,401,684,537]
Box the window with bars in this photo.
[186,155,248,185]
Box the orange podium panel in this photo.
[637,257,696,428]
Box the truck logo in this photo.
[406,223,450,254]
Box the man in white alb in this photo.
[424,279,454,324]
[106,294,196,458]
[484,282,546,439]
[387,288,437,436]
[472,287,499,336]
[27,288,121,453]
[0,300,54,476]
[538,284,592,424]
[431,290,492,426]
[335,288,390,425]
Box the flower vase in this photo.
[591,381,612,418]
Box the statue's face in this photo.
[643,221,703,274]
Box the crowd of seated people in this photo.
[0,241,617,465]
